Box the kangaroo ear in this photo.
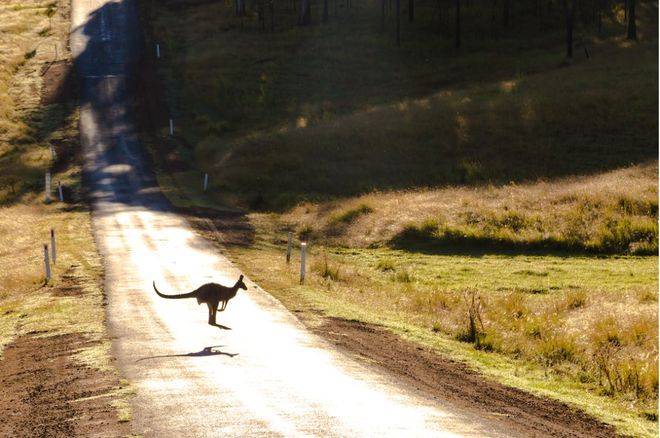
[239,275,244,280]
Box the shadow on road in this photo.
[136,346,238,362]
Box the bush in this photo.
[376,258,395,271]
[563,290,588,310]
[312,254,341,281]
[536,334,577,366]
[328,204,373,226]
[594,216,658,254]
[393,269,413,283]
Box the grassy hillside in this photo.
[146,0,656,208]
[0,0,131,427]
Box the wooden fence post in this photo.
[50,228,57,265]
[300,242,307,284]
[44,244,51,282]
[286,232,292,264]
[45,172,51,203]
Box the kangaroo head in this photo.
[236,274,247,290]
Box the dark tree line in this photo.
[233,0,640,56]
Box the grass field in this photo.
[142,0,658,434]
[0,0,131,424]
[224,222,658,437]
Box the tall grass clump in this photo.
[312,253,342,282]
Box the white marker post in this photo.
[50,144,57,161]
[44,244,51,282]
[50,229,57,265]
[203,173,209,191]
[169,119,174,136]
[45,172,52,203]
[156,43,161,59]
[57,181,64,202]
[286,232,292,264]
[300,242,307,284]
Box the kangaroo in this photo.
[153,275,247,326]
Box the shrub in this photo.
[328,204,373,227]
[456,292,485,347]
[487,211,529,233]
[563,290,588,310]
[594,216,658,254]
[312,254,341,281]
[499,292,527,320]
[376,258,395,271]
[536,334,577,365]
[393,269,413,283]
[617,196,658,217]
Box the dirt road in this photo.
[69,0,512,436]
[69,1,614,437]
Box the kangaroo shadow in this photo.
[136,345,238,362]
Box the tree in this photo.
[323,0,329,22]
[627,0,636,40]
[409,0,414,22]
[455,0,461,48]
[236,0,246,16]
[563,0,576,57]
[299,0,311,25]
[396,0,401,45]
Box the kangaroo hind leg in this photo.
[207,302,216,325]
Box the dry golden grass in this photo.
[280,163,658,253]
[0,0,133,423]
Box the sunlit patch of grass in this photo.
[327,204,373,227]
[219,229,657,436]
[268,163,658,254]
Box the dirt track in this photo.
[69,0,619,435]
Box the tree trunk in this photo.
[382,0,386,30]
[299,0,311,25]
[627,0,636,40]
[563,0,575,58]
[409,0,414,22]
[270,0,274,31]
[503,0,510,27]
[236,0,246,16]
[323,0,328,22]
[396,0,401,45]
[455,0,460,48]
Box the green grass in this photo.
[225,230,658,437]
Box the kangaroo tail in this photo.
[153,281,198,299]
